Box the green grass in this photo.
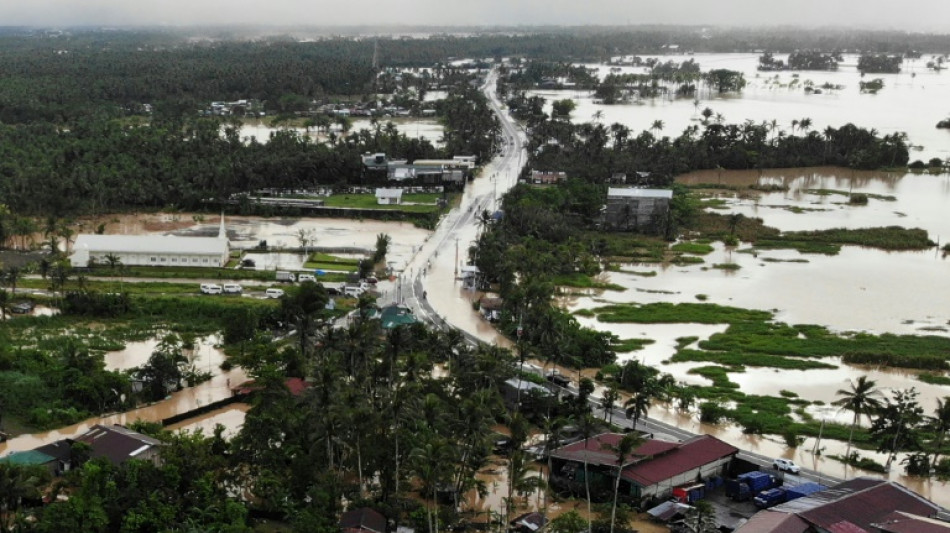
[671,242,715,255]
[670,255,705,265]
[918,372,950,386]
[712,263,741,270]
[611,338,655,352]
[551,273,625,291]
[760,226,935,254]
[590,302,773,324]
[303,261,359,273]
[671,349,837,370]
[689,365,741,389]
[321,193,442,213]
[676,336,699,349]
[85,265,277,280]
[700,321,950,367]
[805,188,897,201]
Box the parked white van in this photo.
[200,283,223,295]
[265,288,285,299]
[222,283,243,294]
[298,273,316,283]
[343,284,364,298]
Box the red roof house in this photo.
[549,433,738,503]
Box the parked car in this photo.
[362,276,378,285]
[773,458,801,474]
[200,283,223,295]
[10,301,35,314]
[222,283,243,294]
[241,258,256,268]
[298,273,316,283]
[265,288,285,299]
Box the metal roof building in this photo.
[69,217,229,268]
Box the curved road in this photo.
[401,68,842,488]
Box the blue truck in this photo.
[754,482,827,509]
[726,471,781,502]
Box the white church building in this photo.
[70,217,230,268]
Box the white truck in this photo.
[276,271,296,283]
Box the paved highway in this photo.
[402,68,841,488]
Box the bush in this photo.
[848,193,869,205]
[699,401,728,424]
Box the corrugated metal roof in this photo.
[551,433,680,468]
[607,187,673,199]
[340,507,386,533]
[873,511,950,533]
[620,434,738,486]
[735,511,809,533]
[799,480,940,533]
[73,234,228,256]
[75,424,162,466]
[0,450,55,466]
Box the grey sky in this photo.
[3,0,949,31]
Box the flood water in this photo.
[0,335,247,455]
[531,53,950,162]
[74,213,433,273]
[558,166,950,506]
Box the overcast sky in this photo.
[3,0,949,31]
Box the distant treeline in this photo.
[0,27,946,123]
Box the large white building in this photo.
[70,218,230,268]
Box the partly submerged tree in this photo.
[833,375,885,461]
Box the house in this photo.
[74,424,163,466]
[736,477,944,533]
[479,297,503,322]
[231,377,311,397]
[601,187,673,234]
[362,153,391,170]
[501,378,551,410]
[375,188,404,205]
[549,433,738,505]
[0,439,74,476]
[510,511,548,533]
[872,511,950,533]
[460,265,480,289]
[69,216,229,268]
[340,507,386,533]
[530,170,567,185]
[378,304,416,329]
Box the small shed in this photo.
[479,297,504,322]
[375,188,404,205]
[510,511,548,533]
[341,507,386,533]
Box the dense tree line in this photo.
[0,81,497,217]
[521,113,908,181]
[0,27,944,124]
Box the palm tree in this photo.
[4,266,20,297]
[592,110,604,123]
[601,386,620,424]
[577,414,598,533]
[931,396,950,465]
[606,433,643,533]
[833,376,885,461]
[624,390,651,429]
[650,119,664,136]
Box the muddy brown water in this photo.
[534,53,950,162]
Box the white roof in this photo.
[375,188,404,198]
[72,234,228,255]
[607,187,673,199]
